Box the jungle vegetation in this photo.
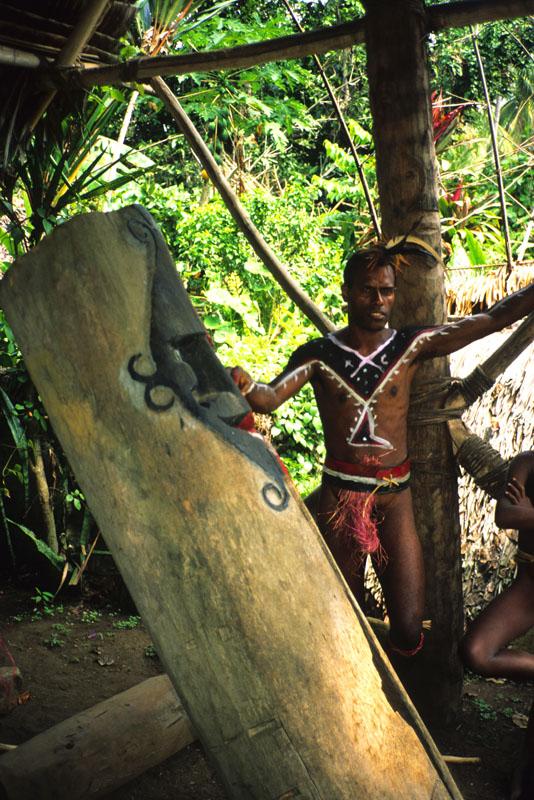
[0,0,532,585]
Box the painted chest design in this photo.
[287,327,435,450]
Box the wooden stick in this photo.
[280,0,380,238]
[478,310,534,384]
[54,18,366,88]
[471,28,513,273]
[429,0,534,33]
[446,311,534,416]
[151,76,335,334]
[443,756,481,765]
[52,0,534,90]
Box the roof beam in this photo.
[27,0,114,131]
[429,0,534,32]
[0,44,43,69]
[62,0,534,89]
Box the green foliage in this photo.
[0,93,146,255]
[429,20,533,103]
[31,587,57,617]
[42,633,65,648]
[113,615,141,630]
[80,609,102,624]
[271,385,325,492]
[471,696,498,721]
[2,2,531,582]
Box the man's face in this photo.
[342,264,396,331]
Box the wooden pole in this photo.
[0,206,463,800]
[0,675,195,800]
[363,0,463,723]
[56,0,534,90]
[150,76,334,335]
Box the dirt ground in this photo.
[0,574,532,800]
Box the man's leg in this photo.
[316,482,366,608]
[375,487,425,653]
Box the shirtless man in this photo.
[232,241,534,663]
[461,452,534,800]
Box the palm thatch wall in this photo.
[451,327,533,619]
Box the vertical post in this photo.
[363,0,463,721]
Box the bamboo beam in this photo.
[0,44,42,68]
[429,0,534,32]
[53,0,534,90]
[446,314,533,496]
[27,0,113,132]
[151,76,335,335]
[63,19,366,88]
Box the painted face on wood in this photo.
[342,264,396,331]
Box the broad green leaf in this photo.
[6,518,64,569]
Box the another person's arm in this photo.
[495,452,534,530]
[417,282,533,359]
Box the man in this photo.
[232,240,533,664]
[461,451,534,800]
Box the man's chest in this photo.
[309,332,425,402]
[302,331,430,449]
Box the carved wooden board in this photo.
[0,206,463,800]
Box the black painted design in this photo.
[262,482,290,511]
[125,207,289,512]
[287,327,435,450]
[128,354,176,412]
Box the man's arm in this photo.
[231,357,315,413]
[417,282,534,359]
[495,452,534,530]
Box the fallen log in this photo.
[0,205,463,799]
[0,674,194,800]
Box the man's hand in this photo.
[230,366,256,396]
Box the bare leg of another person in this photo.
[461,566,534,681]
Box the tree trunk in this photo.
[0,675,194,800]
[364,0,463,722]
[29,437,58,554]
[0,206,463,800]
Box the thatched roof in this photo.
[446,263,534,315]
[0,1,135,63]
[0,0,136,166]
